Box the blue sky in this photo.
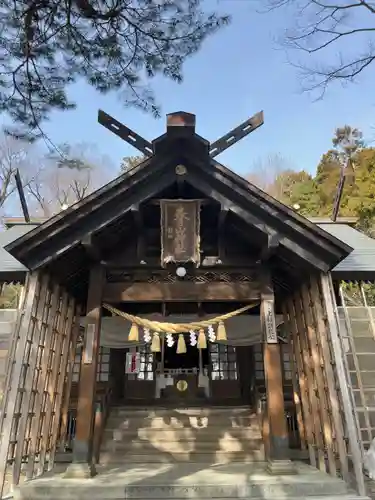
[3,0,375,179]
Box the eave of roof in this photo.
[4,131,353,278]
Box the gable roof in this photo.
[3,112,353,299]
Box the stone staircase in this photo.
[99,405,265,464]
[13,405,371,499]
[13,461,369,500]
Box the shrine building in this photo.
[1,110,375,500]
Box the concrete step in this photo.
[106,414,260,430]
[100,450,266,464]
[109,406,254,417]
[13,462,365,500]
[101,437,264,453]
[103,427,262,442]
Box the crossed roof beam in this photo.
[98,109,264,159]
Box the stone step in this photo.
[13,464,362,500]
[101,437,264,452]
[103,427,262,441]
[106,414,259,430]
[99,450,266,464]
[109,406,253,417]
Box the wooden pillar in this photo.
[260,274,295,473]
[65,265,104,478]
[286,297,316,467]
[281,304,306,451]
[59,306,82,452]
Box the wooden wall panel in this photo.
[0,274,77,498]
[282,273,366,496]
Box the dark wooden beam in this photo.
[256,234,280,264]
[103,281,260,302]
[98,109,153,157]
[149,198,212,206]
[130,204,145,262]
[81,235,102,262]
[218,207,229,261]
[209,111,264,158]
[18,167,176,270]
[185,168,332,271]
[69,265,105,475]
[185,169,275,238]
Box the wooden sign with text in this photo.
[261,299,278,344]
[83,324,95,364]
[160,200,200,267]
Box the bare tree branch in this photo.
[261,0,375,93]
[0,132,38,211]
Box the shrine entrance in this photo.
[157,333,209,404]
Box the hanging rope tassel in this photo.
[177,334,187,354]
[128,323,139,342]
[197,329,207,349]
[151,332,161,352]
[217,321,227,341]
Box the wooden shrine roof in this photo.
[3,113,353,300]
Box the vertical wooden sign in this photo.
[83,324,95,364]
[160,200,200,267]
[261,299,278,344]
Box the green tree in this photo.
[332,126,364,161]
[0,1,229,141]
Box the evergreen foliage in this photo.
[0,0,229,141]
[265,126,375,237]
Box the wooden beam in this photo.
[21,167,176,270]
[260,273,290,463]
[26,277,58,479]
[286,297,316,467]
[292,291,326,471]
[66,265,105,478]
[58,305,81,453]
[103,281,260,302]
[81,235,102,262]
[98,109,153,157]
[218,207,228,261]
[257,234,280,264]
[131,205,145,262]
[209,111,264,158]
[188,161,347,268]
[48,295,76,470]
[185,170,275,238]
[281,303,306,451]
[300,283,336,476]
[38,291,70,475]
[149,198,212,206]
